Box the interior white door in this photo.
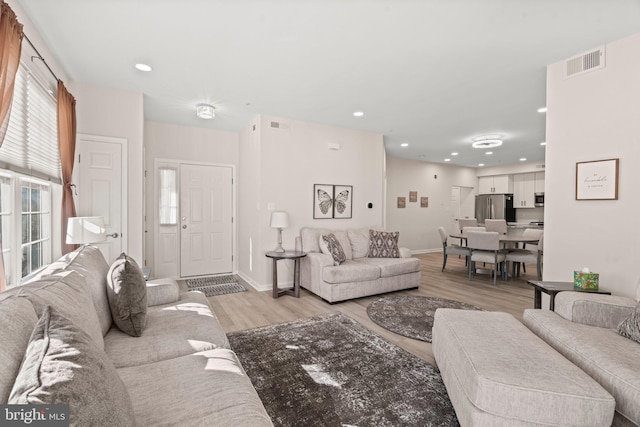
[74,135,125,262]
[180,164,232,277]
[451,186,461,233]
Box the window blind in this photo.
[0,63,61,184]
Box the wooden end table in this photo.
[527,280,612,311]
[265,251,307,298]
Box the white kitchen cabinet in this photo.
[478,175,513,194]
[534,172,545,193]
[514,173,535,208]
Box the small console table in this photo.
[265,251,307,299]
[527,280,611,311]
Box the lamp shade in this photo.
[66,216,107,244]
[270,211,289,229]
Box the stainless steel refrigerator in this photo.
[475,194,516,225]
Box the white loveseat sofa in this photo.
[297,227,421,303]
[524,291,640,426]
[0,245,273,426]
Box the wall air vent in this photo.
[565,46,605,78]
[269,121,290,131]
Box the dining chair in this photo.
[484,219,507,234]
[467,231,506,285]
[438,227,470,271]
[462,226,486,233]
[458,218,478,232]
[505,233,544,280]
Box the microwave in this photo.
[534,193,544,207]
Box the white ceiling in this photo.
[17,0,640,168]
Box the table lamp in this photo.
[66,216,107,244]
[270,211,289,253]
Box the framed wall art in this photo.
[421,197,429,208]
[409,191,417,203]
[397,197,406,208]
[576,158,619,200]
[313,184,353,219]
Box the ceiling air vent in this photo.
[269,121,290,131]
[565,46,605,78]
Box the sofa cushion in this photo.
[320,233,347,266]
[0,293,39,403]
[17,270,105,350]
[300,227,352,260]
[9,306,136,427]
[356,257,420,278]
[368,230,400,258]
[524,309,640,425]
[104,292,230,368]
[107,253,148,337]
[29,245,112,336]
[435,309,615,426]
[348,228,370,258]
[618,304,640,344]
[117,348,273,426]
[322,260,380,284]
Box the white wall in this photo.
[238,115,385,289]
[386,157,478,252]
[545,32,640,299]
[144,121,239,277]
[69,82,144,262]
[478,162,545,177]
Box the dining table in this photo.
[449,233,540,246]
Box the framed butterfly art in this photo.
[313,184,353,219]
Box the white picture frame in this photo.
[576,158,619,200]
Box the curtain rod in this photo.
[22,33,59,82]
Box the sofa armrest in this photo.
[399,247,412,258]
[305,252,334,268]
[146,278,180,307]
[554,292,637,329]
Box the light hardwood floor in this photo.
[206,252,537,366]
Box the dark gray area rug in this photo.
[367,295,484,342]
[185,275,246,296]
[228,313,458,427]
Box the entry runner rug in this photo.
[367,295,484,342]
[185,275,246,296]
[228,313,458,427]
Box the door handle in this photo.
[182,225,187,229]
[107,232,119,238]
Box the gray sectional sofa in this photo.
[297,227,421,303]
[524,292,640,426]
[0,245,273,426]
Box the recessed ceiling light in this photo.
[485,151,493,155]
[135,63,152,72]
[353,111,364,117]
[540,142,547,146]
[472,134,502,149]
[478,163,485,167]
[401,143,409,147]
[520,158,527,162]
[444,158,451,162]
[538,107,547,113]
[196,103,215,119]
[451,152,459,156]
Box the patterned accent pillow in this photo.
[368,230,400,258]
[322,234,347,266]
[617,304,640,344]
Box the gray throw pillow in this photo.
[368,230,400,258]
[322,233,347,266]
[107,253,148,337]
[9,306,136,426]
[618,304,640,344]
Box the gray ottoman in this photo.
[432,309,615,426]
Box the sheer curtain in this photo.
[57,80,78,255]
[0,0,23,291]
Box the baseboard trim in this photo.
[237,272,270,292]
[411,248,442,255]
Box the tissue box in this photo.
[574,271,599,290]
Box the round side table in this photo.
[265,251,307,298]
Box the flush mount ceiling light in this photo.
[135,63,152,72]
[472,134,503,149]
[196,103,215,119]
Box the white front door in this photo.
[74,134,126,262]
[179,164,232,277]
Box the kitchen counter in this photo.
[507,222,543,229]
